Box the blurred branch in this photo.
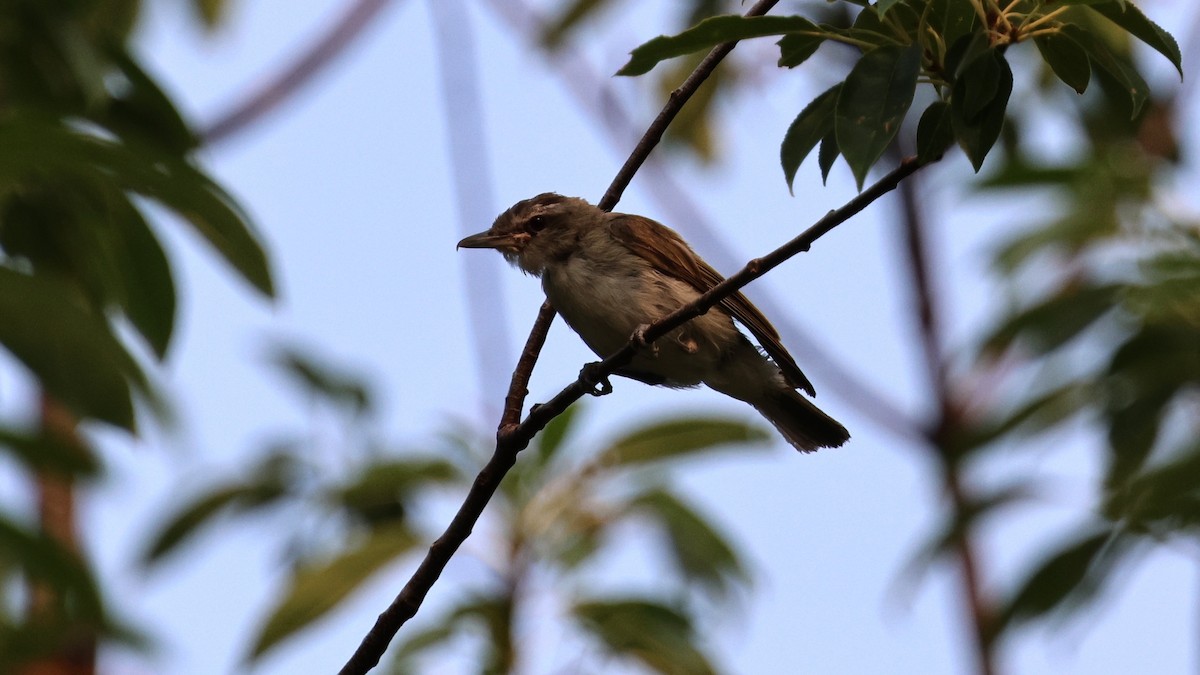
[338,3,786,671]
[892,152,995,675]
[483,0,922,441]
[429,0,514,406]
[27,394,96,674]
[200,0,397,147]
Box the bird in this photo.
[457,193,849,452]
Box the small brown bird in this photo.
[458,193,849,452]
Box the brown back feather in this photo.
[609,214,816,396]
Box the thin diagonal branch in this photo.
[597,1,779,210]
[500,301,556,431]
[200,0,396,147]
[341,155,925,674]
[482,0,922,441]
[506,157,927,452]
[337,3,778,672]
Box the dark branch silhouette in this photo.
[482,0,922,440]
[338,3,786,671]
[337,151,925,673]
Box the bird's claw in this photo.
[632,324,658,357]
[578,362,613,396]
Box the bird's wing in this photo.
[609,214,816,396]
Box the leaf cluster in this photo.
[920,69,1198,641]
[0,0,272,434]
[389,406,770,675]
[615,0,1180,186]
[0,0,259,665]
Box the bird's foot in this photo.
[578,362,613,396]
[631,324,658,357]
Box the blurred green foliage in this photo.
[0,0,264,667]
[0,0,1194,673]
[136,346,768,672]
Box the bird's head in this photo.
[457,193,595,275]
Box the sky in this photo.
[71,0,1200,673]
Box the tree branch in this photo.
[338,151,926,674]
[482,0,923,441]
[597,1,779,211]
[507,156,927,451]
[337,3,780,672]
[893,152,996,675]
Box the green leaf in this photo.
[927,0,979,48]
[1036,34,1092,95]
[449,595,515,673]
[944,31,991,81]
[780,84,841,193]
[390,624,459,675]
[104,47,198,153]
[1102,324,1200,483]
[0,118,275,296]
[875,0,904,16]
[629,490,747,596]
[958,46,1003,120]
[1089,1,1182,77]
[573,598,716,675]
[596,417,769,467]
[0,427,101,477]
[1104,440,1200,527]
[916,100,954,163]
[270,345,374,414]
[332,458,459,526]
[951,383,1092,455]
[617,15,827,76]
[248,524,418,660]
[983,284,1120,355]
[818,131,840,184]
[1060,24,1149,118]
[951,49,1012,171]
[835,44,922,189]
[776,23,826,68]
[141,479,290,564]
[104,191,178,358]
[0,269,142,429]
[0,516,106,620]
[535,400,581,465]
[1000,529,1130,628]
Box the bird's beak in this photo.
[457,230,514,251]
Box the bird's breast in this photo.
[542,255,649,357]
[540,254,744,387]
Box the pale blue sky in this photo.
[78,1,1199,673]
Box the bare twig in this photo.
[200,0,396,147]
[337,3,780,672]
[500,301,556,432]
[597,1,779,210]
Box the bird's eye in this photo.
[528,215,547,232]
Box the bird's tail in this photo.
[751,388,850,453]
